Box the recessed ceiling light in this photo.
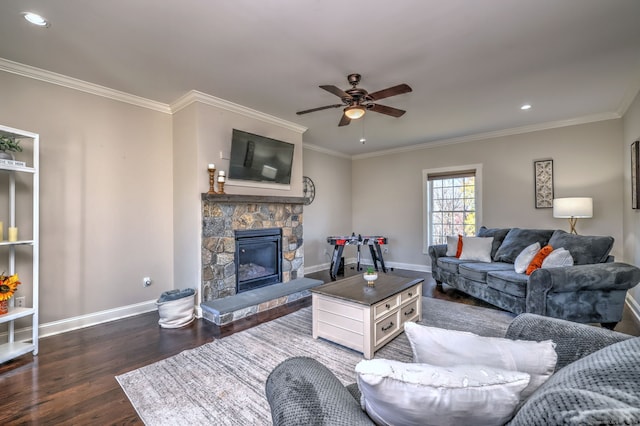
[521,104,532,110]
[23,12,50,27]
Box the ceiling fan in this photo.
[296,73,412,126]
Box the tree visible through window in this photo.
[428,171,476,245]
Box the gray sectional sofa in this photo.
[266,314,640,425]
[429,227,640,328]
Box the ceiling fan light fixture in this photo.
[344,105,366,120]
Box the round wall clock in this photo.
[302,176,316,205]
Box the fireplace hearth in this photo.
[235,228,283,293]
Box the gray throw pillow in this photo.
[493,228,555,263]
[547,229,614,265]
[509,337,640,425]
[477,226,511,260]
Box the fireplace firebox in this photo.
[234,228,283,293]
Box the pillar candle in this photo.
[8,227,17,242]
[208,163,215,170]
[218,176,225,182]
[218,170,225,177]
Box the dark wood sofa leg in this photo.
[601,322,618,330]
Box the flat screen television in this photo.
[228,129,295,185]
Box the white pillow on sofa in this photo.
[541,247,574,268]
[355,358,529,426]
[514,242,541,274]
[446,235,460,256]
[459,236,494,262]
[404,322,557,399]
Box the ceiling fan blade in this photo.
[296,104,343,115]
[368,84,412,101]
[338,113,351,127]
[369,103,406,117]
[320,85,350,99]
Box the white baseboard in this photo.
[626,293,640,325]
[6,300,158,342]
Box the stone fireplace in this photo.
[201,194,304,303]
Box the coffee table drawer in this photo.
[374,295,400,319]
[400,285,420,303]
[374,311,400,347]
[400,298,420,324]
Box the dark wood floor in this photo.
[1,267,638,424]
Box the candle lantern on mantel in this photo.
[207,164,217,194]
[217,171,226,194]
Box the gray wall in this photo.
[352,120,625,269]
[0,71,174,326]
[301,147,353,271]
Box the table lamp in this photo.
[553,197,593,234]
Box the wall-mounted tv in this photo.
[228,129,295,185]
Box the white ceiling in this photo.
[1,0,639,156]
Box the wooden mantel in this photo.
[201,194,306,204]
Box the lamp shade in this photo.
[344,105,365,119]
[553,197,593,218]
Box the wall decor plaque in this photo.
[534,159,554,209]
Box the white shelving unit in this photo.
[0,124,39,363]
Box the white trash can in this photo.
[156,288,196,328]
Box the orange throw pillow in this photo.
[456,235,463,258]
[526,245,553,275]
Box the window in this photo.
[423,165,482,251]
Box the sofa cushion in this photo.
[486,270,529,298]
[459,236,494,262]
[437,257,475,274]
[477,226,511,260]
[547,229,614,265]
[355,358,530,426]
[459,262,513,282]
[404,322,557,399]
[509,336,640,426]
[493,228,555,263]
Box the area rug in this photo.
[116,297,515,425]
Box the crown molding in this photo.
[302,142,351,159]
[617,74,640,117]
[0,57,171,114]
[352,112,620,160]
[170,90,307,134]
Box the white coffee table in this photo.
[311,274,423,359]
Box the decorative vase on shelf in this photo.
[363,270,378,287]
[0,299,8,315]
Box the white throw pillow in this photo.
[513,242,541,274]
[404,322,557,399]
[355,358,529,426]
[446,235,459,257]
[542,247,574,268]
[459,236,494,262]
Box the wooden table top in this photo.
[311,274,423,306]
